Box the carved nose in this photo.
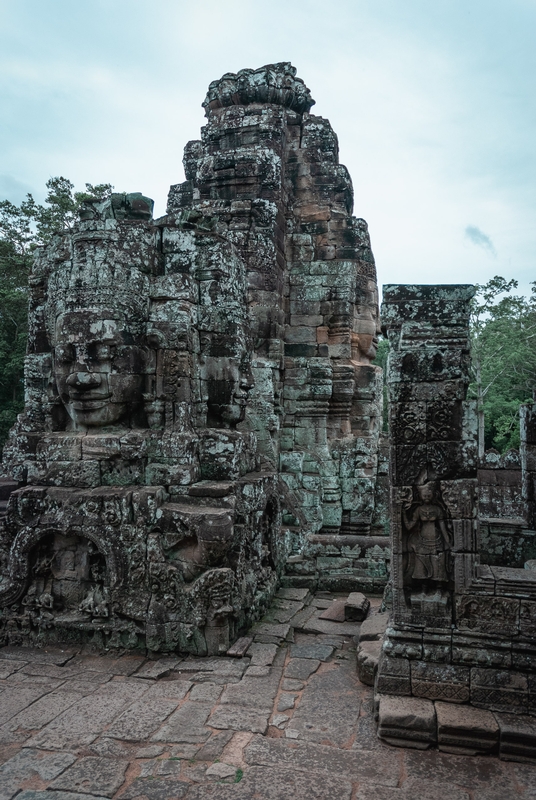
[67,371,102,388]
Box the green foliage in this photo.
[234,768,244,783]
[470,276,536,452]
[0,178,113,448]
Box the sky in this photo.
[1,0,535,296]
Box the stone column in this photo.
[521,393,536,531]
[378,284,478,695]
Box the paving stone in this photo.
[219,651,285,711]
[319,599,347,621]
[135,745,165,758]
[17,793,110,800]
[288,606,317,630]
[0,684,54,726]
[244,736,399,786]
[174,658,247,683]
[0,648,76,666]
[19,663,83,680]
[135,659,181,680]
[50,756,128,797]
[357,639,381,686]
[154,758,182,776]
[287,663,360,747]
[289,643,334,661]
[252,621,292,643]
[276,588,311,602]
[0,748,76,800]
[226,637,253,658]
[245,643,278,666]
[170,744,201,759]
[404,748,519,793]
[142,681,193,701]
[189,765,352,800]
[311,598,333,609]
[345,592,370,621]
[285,728,300,739]
[2,690,84,733]
[189,682,223,702]
[302,617,361,636]
[278,693,296,712]
[0,661,27,680]
[264,598,305,624]
[284,658,320,681]
[244,666,271,678]
[55,678,112,694]
[496,712,536,762]
[209,705,269,734]
[282,679,304,691]
[354,783,471,800]
[106,696,179,741]
[205,762,237,780]
[352,712,389,751]
[271,713,289,728]
[28,682,147,749]
[196,730,234,761]
[378,694,437,749]
[359,612,390,642]
[119,778,190,799]
[152,702,212,743]
[89,739,130,758]
[436,701,499,755]
[69,654,145,675]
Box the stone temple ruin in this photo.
[0,63,385,656]
[1,62,536,759]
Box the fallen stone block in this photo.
[358,612,390,642]
[356,639,381,686]
[344,592,370,621]
[377,694,437,749]
[319,599,346,621]
[435,701,499,755]
[496,712,536,762]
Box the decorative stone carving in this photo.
[0,63,386,651]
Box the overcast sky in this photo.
[1,0,534,296]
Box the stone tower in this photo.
[0,63,384,653]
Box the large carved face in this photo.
[54,311,144,430]
[352,284,381,364]
[205,356,253,428]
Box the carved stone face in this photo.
[352,290,381,364]
[54,311,144,430]
[205,356,253,428]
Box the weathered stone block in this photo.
[377,694,437,748]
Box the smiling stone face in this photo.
[53,311,145,430]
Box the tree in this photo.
[0,178,113,447]
[470,276,536,454]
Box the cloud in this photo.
[465,225,496,256]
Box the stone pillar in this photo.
[378,284,478,696]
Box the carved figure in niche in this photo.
[53,310,147,431]
[402,480,452,588]
[20,533,109,624]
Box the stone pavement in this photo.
[1,590,536,800]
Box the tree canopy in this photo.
[469,276,536,453]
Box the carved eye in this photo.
[54,345,75,364]
[89,343,114,361]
